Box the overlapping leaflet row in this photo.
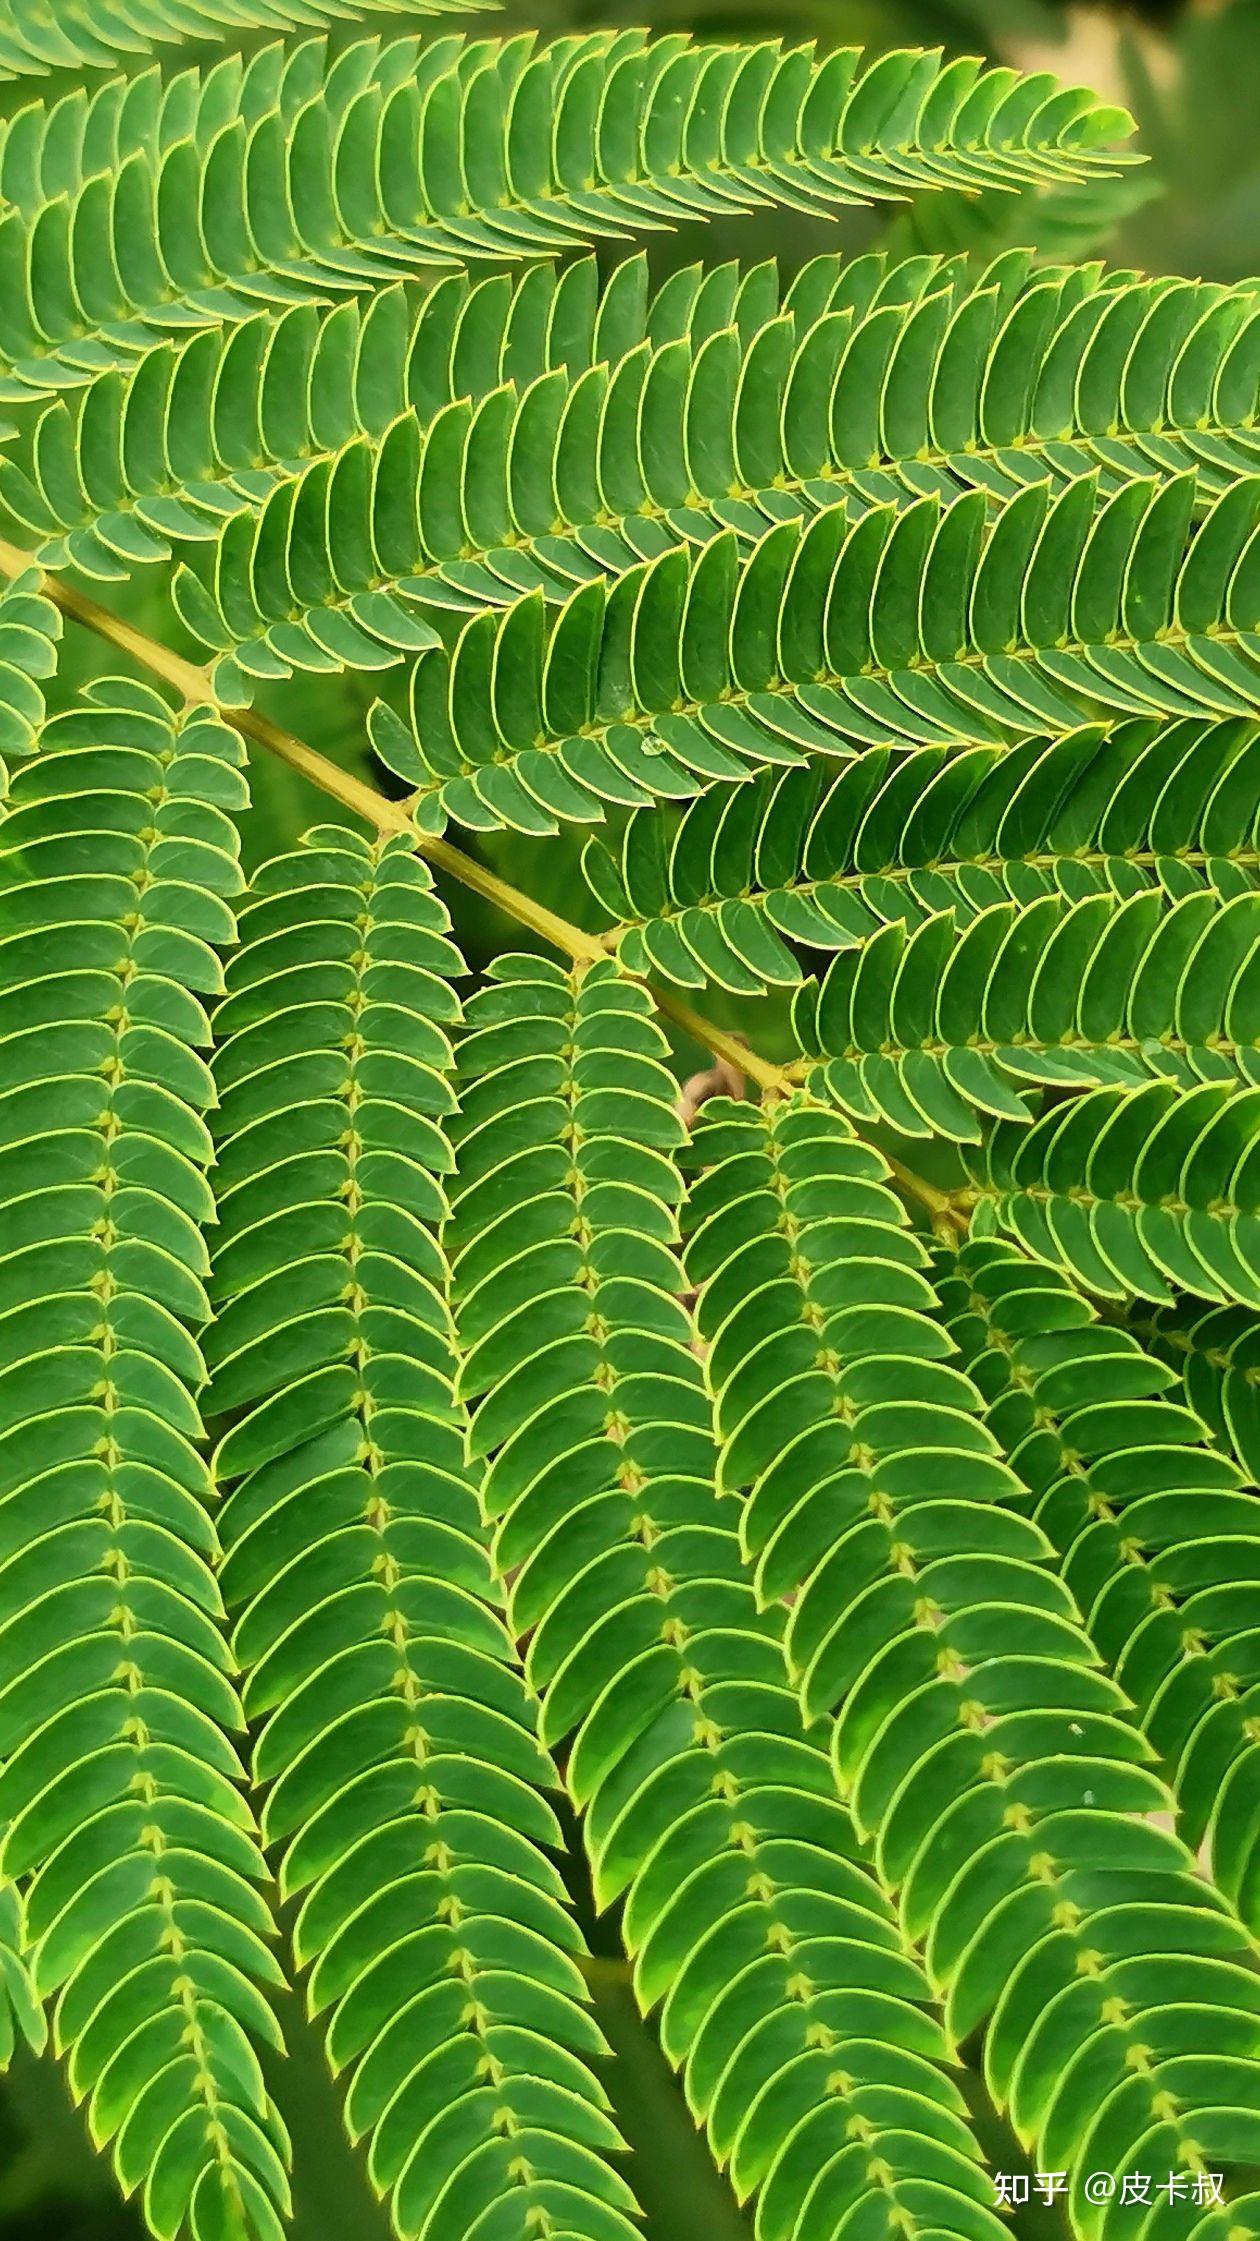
[205,825,635,2241]
[0,247,849,580]
[30,244,1248,627]
[447,954,1006,2241]
[683,1092,1260,2234]
[0,678,292,2241]
[0,33,447,212]
[364,473,1260,839]
[0,2,485,83]
[0,567,61,2077]
[1139,1296,1260,1483]
[208,252,1260,616]
[966,1078,1260,1310]
[0,565,60,794]
[791,884,1260,1143]
[21,241,1260,695]
[0,28,457,404]
[0,35,1132,406]
[936,1237,1260,1930]
[581,716,1260,998]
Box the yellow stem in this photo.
[0,540,965,1230]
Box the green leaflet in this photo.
[447,952,1005,2241]
[0,246,841,581]
[792,884,1260,1145]
[1,597,57,2075]
[582,717,1260,997]
[3,16,1260,2240]
[0,4,485,82]
[937,1238,1260,1932]
[0,565,61,793]
[0,35,1135,410]
[168,257,1260,696]
[0,33,438,214]
[358,475,1260,837]
[1138,1296,1260,1482]
[117,246,1260,616]
[683,1091,1260,2217]
[206,827,638,2241]
[965,1078,1260,1310]
[0,565,59,2084]
[0,679,293,2241]
[38,244,1260,601]
[0,1881,43,2068]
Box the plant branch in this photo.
[0,540,966,1233]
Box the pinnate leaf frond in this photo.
[683,1091,1260,2194]
[0,35,1135,410]
[447,953,1006,2241]
[0,2,486,83]
[367,475,1260,838]
[1138,1294,1260,1481]
[966,1078,1260,1309]
[581,715,1260,996]
[938,1236,1260,1929]
[792,885,1260,1143]
[204,827,639,2241]
[21,249,1260,626]
[0,677,292,2241]
[1,249,769,578]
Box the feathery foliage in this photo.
[684,1093,1260,2200]
[581,715,1260,993]
[206,830,638,2241]
[362,471,1260,836]
[791,884,1260,1140]
[0,676,292,2239]
[1139,1294,1260,1482]
[448,953,1006,2241]
[965,1079,1260,1307]
[0,249,742,576]
[938,1238,1260,1927]
[0,2,485,81]
[2,9,1260,2241]
[15,248,1260,599]
[0,33,1134,412]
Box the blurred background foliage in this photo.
[0,0,1258,2234]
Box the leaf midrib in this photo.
[605,844,1260,945]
